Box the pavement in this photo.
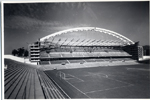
[41,60,139,71]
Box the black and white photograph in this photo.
[2,1,150,99]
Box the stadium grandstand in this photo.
[29,27,143,65]
[4,27,150,99]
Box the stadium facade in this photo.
[28,27,143,65]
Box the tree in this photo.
[12,49,18,56]
[12,47,29,57]
[24,50,29,57]
[18,47,25,57]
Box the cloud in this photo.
[50,2,90,11]
[5,16,61,29]
[4,15,91,32]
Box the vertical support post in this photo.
[138,46,143,61]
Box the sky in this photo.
[4,2,149,54]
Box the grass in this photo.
[45,63,150,98]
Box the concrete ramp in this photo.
[4,55,37,65]
[4,55,24,63]
[139,56,150,61]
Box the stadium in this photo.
[4,27,150,99]
[29,27,143,64]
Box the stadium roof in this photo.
[40,27,135,46]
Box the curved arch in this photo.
[40,27,134,45]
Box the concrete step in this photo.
[16,69,31,99]
[5,68,28,99]
[9,69,30,99]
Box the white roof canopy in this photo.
[40,27,134,46]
